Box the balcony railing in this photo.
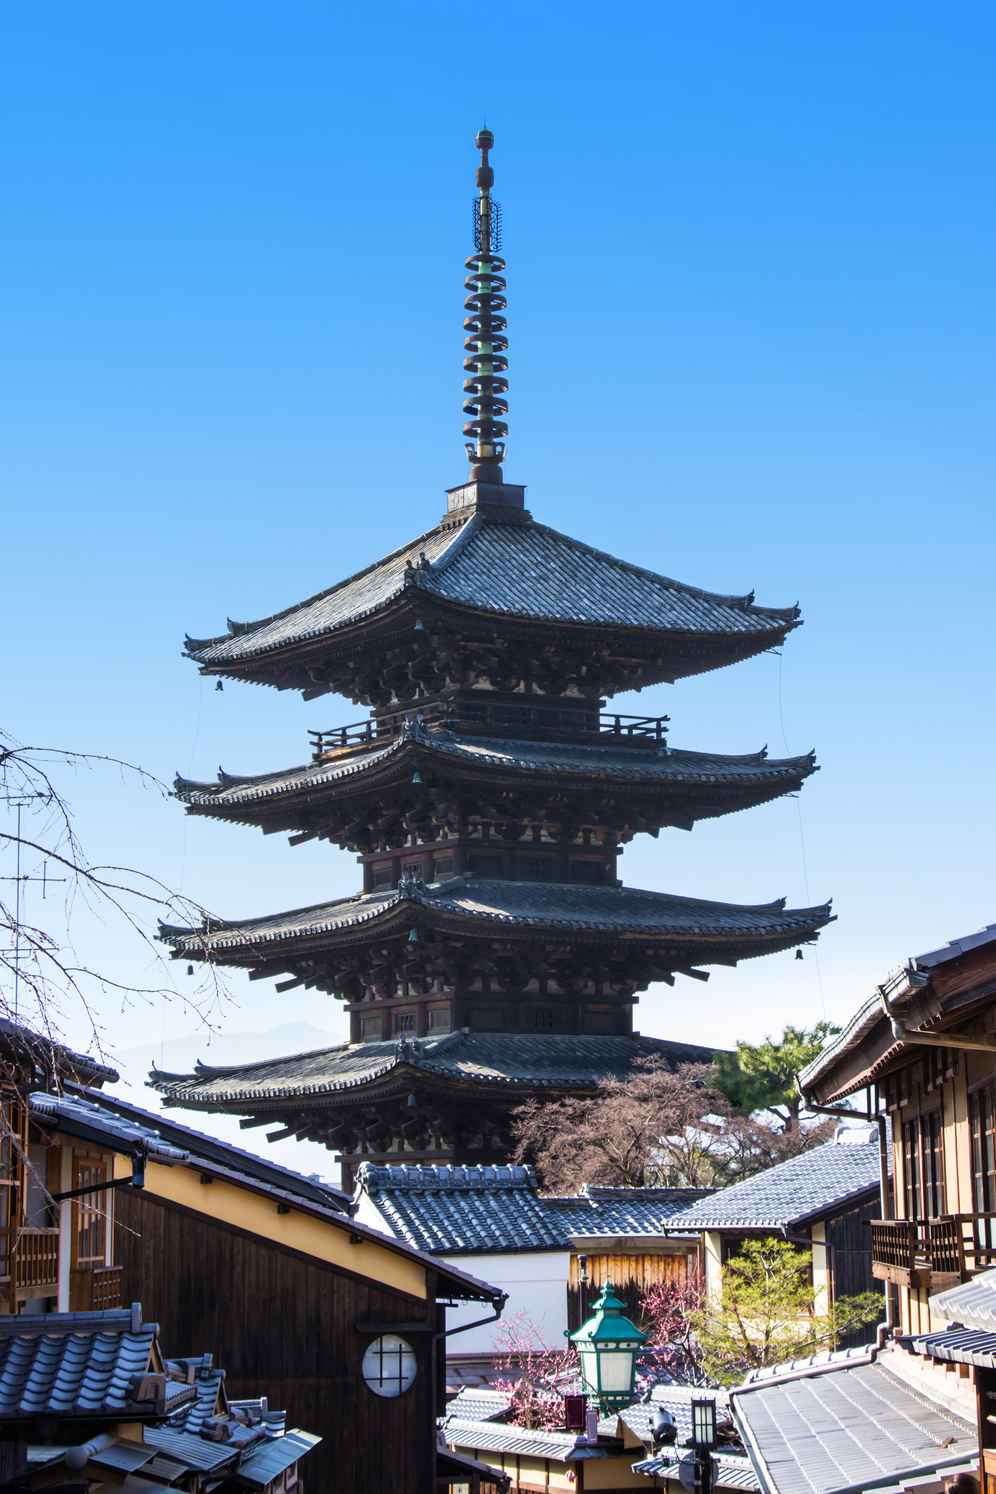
[70,1264,123,1313]
[309,701,670,760]
[871,1213,996,1290]
[12,1227,60,1300]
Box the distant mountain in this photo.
[112,1021,344,1081]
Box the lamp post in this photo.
[569,1282,647,1415]
[690,1396,718,1494]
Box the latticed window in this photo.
[971,1086,996,1213]
[903,1111,944,1218]
[74,1160,107,1270]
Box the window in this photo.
[433,857,454,878]
[523,858,553,881]
[970,1087,996,1264]
[527,1008,561,1031]
[428,1009,450,1031]
[393,1012,415,1034]
[372,866,393,888]
[359,1016,382,1040]
[402,861,422,879]
[361,1335,417,1397]
[902,1112,944,1219]
[74,1160,107,1270]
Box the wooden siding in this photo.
[825,1199,884,1350]
[114,1189,442,1494]
[567,1251,687,1334]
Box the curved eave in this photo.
[150,1034,716,1111]
[186,595,800,692]
[158,883,834,970]
[183,513,801,679]
[173,738,818,827]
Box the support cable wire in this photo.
[778,654,826,1018]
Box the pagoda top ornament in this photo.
[463,127,508,486]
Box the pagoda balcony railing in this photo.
[870,1213,996,1290]
[310,701,669,760]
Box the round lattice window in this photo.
[361,1335,417,1398]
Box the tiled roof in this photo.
[445,1387,514,1422]
[443,1416,606,1461]
[544,1184,714,1239]
[633,1452,759,1490]
[927,1265,996,1331]
[185,513,799,667]
[236,1429,322,1487]
[914,1326,996,1369]
[142,1428,244,1473]
[158,878,832,955]
[0,1309,159,1420]
[800,924,996,1101]
[731,1361,977,1494]
[354,1164,707,1254]
[29,1092,190,1163]
[915,922,996,969]
[175,732,817,808]
[71,1086,349,1210]
[151,1032,717,1107]
[739,1344,876,1387]
[672,1137,884,1232]
[0,1016,118,1087]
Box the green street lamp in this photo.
[569,1282,647,1412]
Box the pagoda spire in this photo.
[462,128,509,483]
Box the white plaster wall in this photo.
[350,1194,570,1353]
[439,1252,572,1354]
[703,1231,723,1301]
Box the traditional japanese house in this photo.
[34,1085,509,1494]
[152,129,832,1188]
[352,1162,709,1383]
[442,1386,759,1494]
[0,1312,321,1494]
[744,919,996,1494]
[0,1024,321,1494]
[669,1125,886,1348]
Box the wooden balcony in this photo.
[12,1227,60,1303]
[871,1213,996,1291]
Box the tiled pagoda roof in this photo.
[184,512,799,666]
[159,878,832,961]
[149,1031,716,1110]
[174,730,817,812]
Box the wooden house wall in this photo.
[114,1189,442,1494]
[567,1251,688,1334]
[825,1199,884,1350]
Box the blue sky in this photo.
[3,3,994,1164]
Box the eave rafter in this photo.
[175,738,818,853]
[188,592,797,705]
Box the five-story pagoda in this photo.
[155,132,831,1186]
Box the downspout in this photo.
[433,1291,508,1490]
[798,1086,894,1347]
